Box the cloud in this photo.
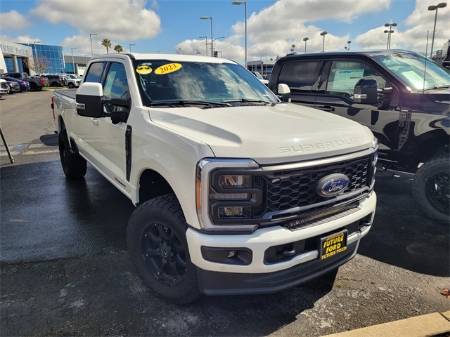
[0,10,29,31]
[176,0,389,62]
[61,34,110,56]
[355,0,450,53]
[32,0,161,41]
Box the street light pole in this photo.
[89,33,97,57]
[428,2,447,57]
[232,1,247,67]
[200,16,214,56]
[320,31,328,52]
[303,37,309,53]
[384,22,397,50]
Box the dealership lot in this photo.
[1,92,449,336]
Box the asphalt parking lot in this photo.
[1,91,449,336]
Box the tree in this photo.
[114,44,124,53]
[101,38,112,54]
[31,57,49,75]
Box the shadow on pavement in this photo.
[359,172,449,277]
[39,133,58,146]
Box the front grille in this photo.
[262,155,372,213]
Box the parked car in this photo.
[45,74,65,87]
[65,74,82,88]
[27,75,47,91]
[4,72,29,81]
[252,71,269,85]
[0,79,9,97]
[52,53,377,303]
[5,80,20,93]
[269,50,450,222]
[2,76,30,92]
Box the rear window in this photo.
[278,60,322,90]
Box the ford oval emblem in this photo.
[317,173,350,197]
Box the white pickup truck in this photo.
[52,53,378,303]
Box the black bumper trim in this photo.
[197,241,359,296]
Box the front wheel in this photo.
[68,82,74,88]
[412,155,449,223]
[58,130,87,179]
[127,194,200,304]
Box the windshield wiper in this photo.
[224,98,274,106]
[150,99,231,108]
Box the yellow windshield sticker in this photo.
[154,63,182,75]
[136,64,153,75]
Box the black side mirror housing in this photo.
[353,79,378,105]
[103,98,130,124]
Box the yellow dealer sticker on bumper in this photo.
[320,230,348,260]
[154,63,182,75]
[136,65,153,75]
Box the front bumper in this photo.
[187,192,376,293]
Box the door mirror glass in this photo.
[76,82,104,117]
[353,79,378,105]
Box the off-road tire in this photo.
[412,155,449,223]
[127,194,200,304]
[58,129,87,179]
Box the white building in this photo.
[0,40,35,74]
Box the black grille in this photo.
[262,156,371,213]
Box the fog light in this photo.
[218,206,251,218]
[201,246,252,265]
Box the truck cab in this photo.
[53,53,377,303]
[269,50,450,222]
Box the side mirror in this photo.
[278,83,291,102]
[76,82,103,117]
[103,98,130,124]
[353,79,378,105]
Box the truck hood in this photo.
[149,103,374,164]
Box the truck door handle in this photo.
[92,118,99,126]
[320,105,335,112]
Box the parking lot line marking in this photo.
[322,312,450,337]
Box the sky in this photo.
[0,0,449,63]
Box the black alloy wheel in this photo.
[425,172,449,216]
[141,222,187,286]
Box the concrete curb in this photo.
[323,311,450,337]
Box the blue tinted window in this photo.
[84,62,105,83]
[103,62,130,100]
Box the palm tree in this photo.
[101,38,112,54]
[114,44,123,53]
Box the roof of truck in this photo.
[278,49,419,62]
[91,53,236,64]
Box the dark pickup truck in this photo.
[269,50,449,222]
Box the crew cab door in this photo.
[311,59,402,153]
[91,61,131,185]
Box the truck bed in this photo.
[55,89,77,100]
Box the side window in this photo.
[278,61,322,90]
[84,62,105,83]
[326,61,386,95]
[103,62,130,100]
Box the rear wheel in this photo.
[58,129,86,179]
[127,194,200,304]
[413,155,449,223]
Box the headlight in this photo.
[196,159,261,232]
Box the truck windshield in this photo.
[373,52,450,91]
[134,60,278,107]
